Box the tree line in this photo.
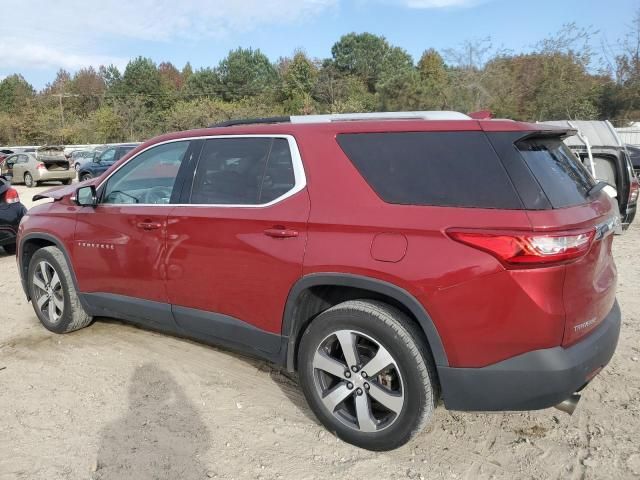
[1,12,639,146]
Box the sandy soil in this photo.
[1,182,639,480]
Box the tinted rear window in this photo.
[516,137,595,208]
[337,132,521,209]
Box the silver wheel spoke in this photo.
[52,293,64,311]
[36,294,48,310]
[321,383,352,412]
[39,262,50,284]
[368,382,404,414]
[48,297,57,320]
[361,345,394,377]
[355,393,378,432]
[32,276,46,291]
[335,330,359,367]
[313,350,347,379]
[50,271,60,290]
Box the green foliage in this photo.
[331,33,413,92]
[2,16,640,146]
[218,48,278,101]
[0,74,35,113]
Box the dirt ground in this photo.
[1,182,639,480]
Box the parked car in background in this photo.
[18,112,621,451]
[77,144,138,182]
[0,149,14,165]
[542,120,638,230]
[69,150,96,172]
[626,144,640,177]
[3,146,75,187]
[0,174,27,254]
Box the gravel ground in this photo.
[1,182,639,480]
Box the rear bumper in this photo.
[36,169,75,182]
[438,300,621,411]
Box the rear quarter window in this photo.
[336,131,522,209]
[516,137,595,208]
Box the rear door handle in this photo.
[264,227,299,238]
[137,221,162,231]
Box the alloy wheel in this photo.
[31,261,64,324]
[312,329,404,433]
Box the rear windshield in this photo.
[336,131,522,209]
[516,137,595,208]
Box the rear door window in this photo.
[336,131,522,209]
[516,137,595,208]
[189,137,296,205]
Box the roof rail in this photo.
[291,111,470,123]
[210,116,291,128]
[208,111,470,128]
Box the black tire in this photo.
[27,246,92,334]
[24,172,35,188]
[2,243,16,255]
[62,178,73,185]
[298,300,437,451]
[80,173,92,182]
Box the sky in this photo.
[0,0,638,90]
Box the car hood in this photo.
[32,177,98,202]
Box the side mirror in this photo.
[75,185,97,207]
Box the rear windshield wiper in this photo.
[587,181,610,197]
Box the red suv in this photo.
[17,112,621,451]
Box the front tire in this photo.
[80,173,92,182]
[62,178,73,185]
[27,246,92,334]
[298,300,437,451]
[24,172,36,188]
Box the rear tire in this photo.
[2,243,16,255]
[297,300,437,451]
[27,246,92,334]
[62,178,73,185]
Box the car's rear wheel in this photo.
[2,243,16,255]
[74,163,80,171]
[24,172,36,188]
[80,173,92,182]
[28,246,92,334]
[297,300,437,451]
[62,178,73,185]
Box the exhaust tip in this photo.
[554,393,581,415]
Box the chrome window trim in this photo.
[96,134,307,208]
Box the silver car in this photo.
[2,146,75,187]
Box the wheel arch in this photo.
[282,273,448,372]
[19,233,82,304]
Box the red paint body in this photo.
[18,119,618,368]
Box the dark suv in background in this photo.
[77,143,138,182]
[17,112,621,451]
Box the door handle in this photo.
[137,221,162,231]
[264,227,299,238]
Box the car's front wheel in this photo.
[28,246,93,334]
[80,173,92,182]
[298,300,437,451]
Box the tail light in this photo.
[2,187,20,204]
[448,229,596,268]
[36,162,46,170]
[629,177,639,205]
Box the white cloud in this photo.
[0,0,485,73]
[0,0,338,71]
[394,0,486,8]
